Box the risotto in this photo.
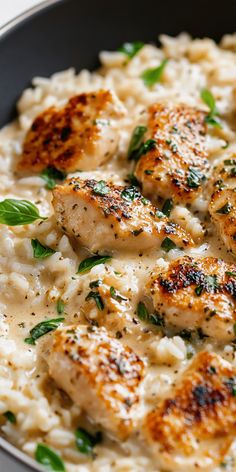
[0,33,236,471]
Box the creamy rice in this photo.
[0,33,236,471]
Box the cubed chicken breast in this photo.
[52,178,193,252]
[48,324,144,439]
[146,256,236,341]
[135,103,209,203]
[18,90,125,173]
[144,351,236,471]
[209,156,236,254]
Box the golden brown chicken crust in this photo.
[147,256,236,341]
[50,325,144,439]
[52,177,194,252]
[145,351,236,464]
[209,156,236,254]
[18,90,124,172]
[135,103,209,203]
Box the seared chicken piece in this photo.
[144,351,236,471]
[52,178,193,252]
[18,90,125,172]
[146,256,236,341]
[209,156,236,254]
[135,103,209,203]
[48,325,144,439]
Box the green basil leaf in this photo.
[3,411,16,423]
[201,89,222,129]
[75,428,102,455]
[92,180,110,196]
[31,239,56,259]
[89,279,102,289]
[162,198,173,217]
[141,59,168,87]
[0,199,46,226]
[187,167,205,189]
[121,186,141,202]
[128,126,147,160]
[161,237,177,252]
[118,41,144,59]
[35,444,65,471]
[77,255,112,274]
[137,301,149,321]
[226,271,236,277]
[85,291,104,311]
[201,89,216,115]
[40,167,66,190]
[110,286,127,302]
[56,299,65,315]
[216,203,232,214]
[24,318,64,345]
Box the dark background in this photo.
[0,0,236,126]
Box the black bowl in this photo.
[0,0,236,469]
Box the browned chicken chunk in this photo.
[52,178,193,252]
[144,351,236,471]
[48,324,144,439]
[18,90,125,173]
[135,103,209,203]
[146,256,236,341]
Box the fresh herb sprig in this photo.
[141,59,168,87]
[118,41,144,59]
[0,199,46,226]
[77,255,112,274]
[201,89,222,128]
[24,318,64,345]
[75,428,102,455]
[35,444,65,471]
[31,239,56,259]
[40,167,66,190]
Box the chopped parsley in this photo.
[40,167,66,190]
[56,299,65,315]
[162,198,173,217]
[35,444,65,471]
[110,286,127,302]
[187,167,205,189]
[92,180,110,196]
[216,203,232,215]
[24,318,64,345]
[121,186,140,201]
[128,126,147,160]
[75,428,102,455]
[137,301,164,327]
[3,411,16,423]
[85,291,104,311]
[161,237,177,252]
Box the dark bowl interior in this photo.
[1,0,236,128]
[0,0,236,470]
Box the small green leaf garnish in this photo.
[128,126,147,160]
[56,299,65,315]
[35,443,65,471]
[226,271,236,277]
[40,167,66,190]
[31,239,56,259]
[201,89,222,128]
[121,186,140,201]
[3,411,16,423]
[161,237,177,252]
[195,275,218,296]
[141,59,168,87]
[85,291,104,311]
[127,173,140,186]
[162,198,173,217]
[144,169,153,175]
[77,255,112,274]
[137,302,164,326]
[0,199,46,226]
[92,180,110,196]
[224,159,236,166]
[110,286,127,302]
[75,428,102,455]
[118,41,144,59]
[24,318,64,345]
[141,197,149,205]
[89,279,102,288]
[216,203,232,214]
[187,167,205,189]
[156,210,165,218]
[137,301,149,321]
[195,285,204,296]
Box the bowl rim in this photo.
[0,5,64,472]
